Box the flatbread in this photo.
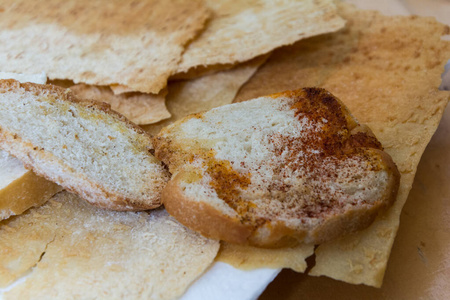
[174,0,345,76]
[143,56,267,136]
[218,243,314,273]
[110,84,136,95]
[70,84,170,125]
[171,54,269,81]
[0,0,209,94]
[0,71,46,84]
[226,2,450,287]
[0,199,55,287]
[1,192,219,299]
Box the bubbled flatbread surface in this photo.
[0,0,209,94]
[222,2,450,287]
[0,192,219,299]
[174,0,345,75]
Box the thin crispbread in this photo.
[173,0,345,76]
[143,57,266,136]
[0,0,209,94]
[70,84,170,125]
[1,192,219,299]
[110,84,136,95]
[0,71,46,84]
[223,2,450,287]
[218,241,314,272]
[170,54,270,81]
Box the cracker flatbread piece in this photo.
[1,192,219,299]
[144,57,266,136]
[218,242,314,272]
[0,0,209,93]
[227,2,450,287]
[110,84,136,95]
[0,71,46,84]
[70,84,170,125]
[174,0,345,76]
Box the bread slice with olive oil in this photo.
[0,79,169,211]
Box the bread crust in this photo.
[163,171,253,244]
[0,79,169,211]
[162,149,400,248]
[156,87,401,247]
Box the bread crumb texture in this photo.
[0,80,169,210]
[230,2,450,286]
[155,88,399,247]
[0,192,219,299]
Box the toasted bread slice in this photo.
[0,79,169,211]
[154,88,400,247]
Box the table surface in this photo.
[260,1,450,299]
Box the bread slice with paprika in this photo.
[154,88,400,247]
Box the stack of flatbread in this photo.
[0,0,449,299]
[0,0,344,126]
